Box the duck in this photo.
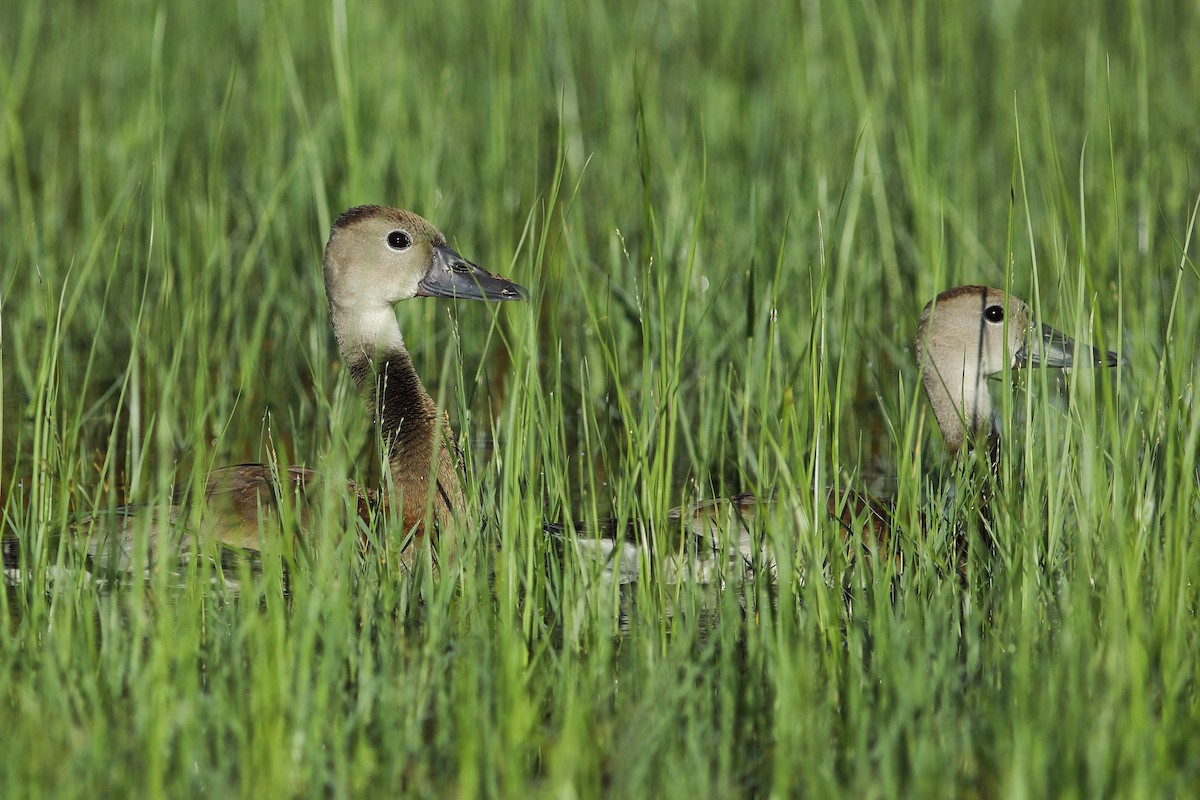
[3,205,526,583]
[555,285,1121,586]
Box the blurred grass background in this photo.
[2,0,1198,795]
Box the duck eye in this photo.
[984,305,1004,323]
[386,230,412,250]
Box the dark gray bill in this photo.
[417,245,528,301]
[1018,322,1121,368]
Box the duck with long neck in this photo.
[3,206,526,584]
[916,285,1092,458]
[557,285,1119,585]
[322,205,527,555]
[915,285,1118,562]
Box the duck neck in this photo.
[920,349,1007,576]
[336,312,465,538]
[941,405,1004,578]
[922,357,993,457]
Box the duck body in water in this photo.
[555,286,1121,586]
[4,205,526,584]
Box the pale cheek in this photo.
[357,266,421,305]
[976,342,1002,376]
[392,272,423,301]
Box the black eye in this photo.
[386,230,411,250]
[984,305,1004,323]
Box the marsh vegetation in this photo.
[2,0,1197,795]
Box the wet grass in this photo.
[2,0,1199,795]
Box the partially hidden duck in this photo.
[3,205,526,582]
[557,285,1121,585]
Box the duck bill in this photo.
[1018,323,1121,368]
[417,245,528,302]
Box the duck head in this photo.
[917,285,1120,454]
[323,205,527,360]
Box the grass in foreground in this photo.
[2,0,1199,796]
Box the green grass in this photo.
[3,0,1199,795]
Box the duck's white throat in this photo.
[331,301,406,363]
